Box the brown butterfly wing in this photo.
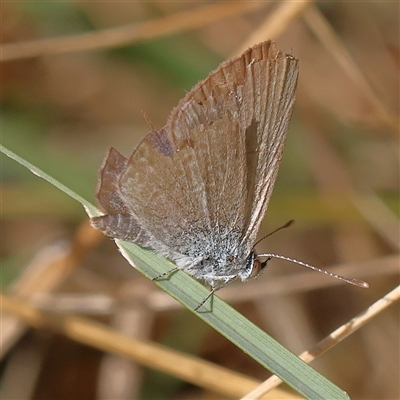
[114,41,298,255]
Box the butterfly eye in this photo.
[248,256,272,279]
[249,259,263,278]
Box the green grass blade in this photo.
[1,144,350,399]
[119,241,350,400]
[1,144,97,216]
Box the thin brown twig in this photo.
[241,285,400,399]
[1,2,265,62]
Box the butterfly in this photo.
[91,41,365,310]
[90,41,298,301]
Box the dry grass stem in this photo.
[236,0,312,55]
[352,192,400,251]
[303,127,398,251]
[1,222,102,358]
[303,5,398,130]
[1,2,264,62]
[241,285,400,399]
[0,293,299,399]
[30,293,115,314]
[10,222,100,296]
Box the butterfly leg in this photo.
[194,289,216,312]
[152,267,179,281]
[194,277,236,312]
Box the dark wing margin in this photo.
[95,147,130,215]
[91,147,151,245]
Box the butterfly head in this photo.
[239,251,271,281]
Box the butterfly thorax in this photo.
[165,229,254,289]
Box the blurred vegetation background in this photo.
[1,1,399,399]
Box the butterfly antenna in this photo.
[257,253,369,288]
[252,219,295,250]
